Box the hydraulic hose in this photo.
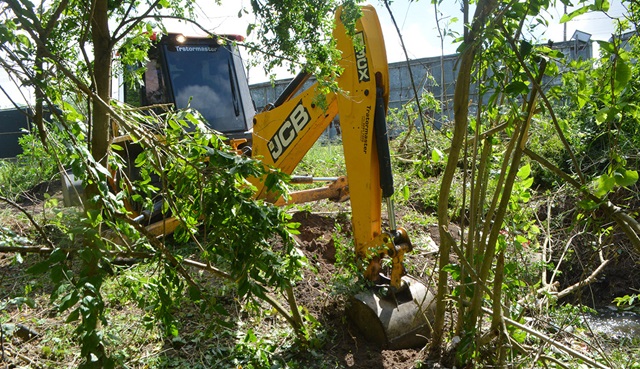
[374,87,397,230]
[374,87,394,199]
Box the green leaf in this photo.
[66,308,80,323]
[167,118,181,130]
[615,60,631,92]
[185,112,200,126]
[58,291,79,312]
[50,266,66,284]
[187,285,202,301]
[431,148,443,163]
[596,40,615,54]
[505,81,529,95]
[402,185,410,201]
[50,248,68,263]
[245,329,257,343]
[212,303,228,316]
[578,199,600,210]
[442,263,461,280]
[613,168,638,187]
[238,278,250,297]
[517,164,531,179]
[560,6,590,23]
[594,0,610,11]
[594,173,615,197]
[596,107,609,125]
[168,323,179,337]
[546,48,564,59]
[16,34,31,48]
[246,23,256,36]
[27,260,51,275]
[520,177,534,190]
[519,40,533,57]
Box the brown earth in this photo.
[288,210,437,369]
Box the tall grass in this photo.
[295,139,345,178]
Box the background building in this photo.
[249,32,594,134]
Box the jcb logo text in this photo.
[268,101,311,162]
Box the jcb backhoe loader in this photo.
[65,5,436,349]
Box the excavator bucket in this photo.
[348,275,436,349]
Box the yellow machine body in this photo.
[253,6,390,273]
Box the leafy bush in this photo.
[0,132,58,200]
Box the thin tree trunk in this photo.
[431,0,499,355]
[79,1,112,367]
[87,0,113,211]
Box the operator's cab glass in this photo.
[143,59,167,105]
[126,34,254,138]
[163,42,248,133]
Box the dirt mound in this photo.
[288,210,440,368]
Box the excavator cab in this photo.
[124,33,254,142]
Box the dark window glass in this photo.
[163,45,246,133]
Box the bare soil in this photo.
[288,210,435,369]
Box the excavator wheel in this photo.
[347,275,436,349]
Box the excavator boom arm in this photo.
[250,5,405,285]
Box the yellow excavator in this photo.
[64,5,435,349]
[249,6,436,349]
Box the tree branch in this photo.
[556,259,610,299]
[481,307,611,369]
[0,196,54,249]
[524,147,640,252]
[0,243,304,339]
[112,0,163,43]
[499,24,585,185]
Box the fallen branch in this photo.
[539,195,552,289]
[524,148,640,253]
[481,306,611,369]
[179,258,302,337]
[0,243,307,341]
[0,244,152,259]
[556,259,610,299]
[2,345,42,368]
[539,354,571,369]
[0,195,54,249]
[549,232,583,287]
